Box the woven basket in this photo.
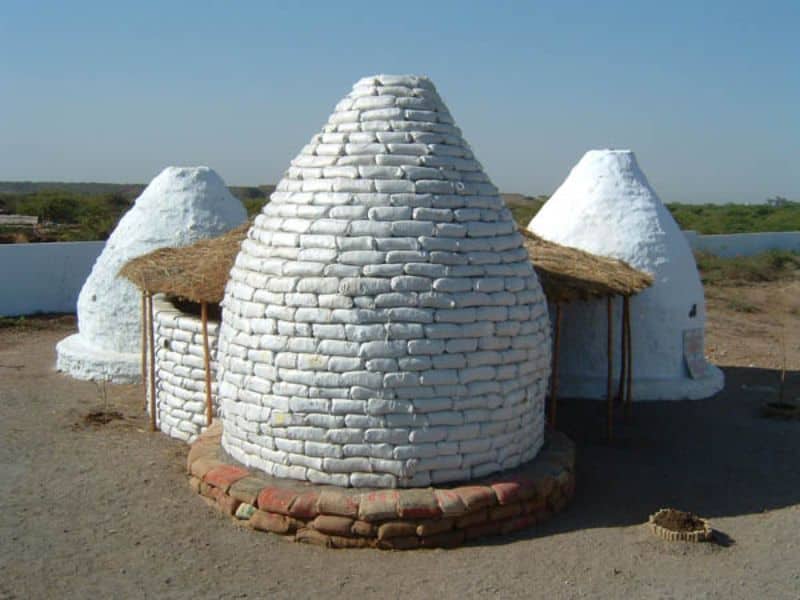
[648,508,712,542]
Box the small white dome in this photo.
[528,149,724,400]
[57,166,247,383]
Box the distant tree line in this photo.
[0,182,797,243]
[0,190,134,242]
[665,200,800,234]
[508,196,800,235]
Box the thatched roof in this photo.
[120,223,651,305]
[520,228,652,302]
[119,224,249,304]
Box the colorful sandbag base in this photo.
[187,422,576,549]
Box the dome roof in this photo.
[528,150,723,400]
[529,150,692,280]
[217,75,551,487]
[56,166,247,383]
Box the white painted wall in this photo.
[684,230,800,257]
[0,241,104,317]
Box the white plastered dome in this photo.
[528,149,724,400]
[56,166,247,383]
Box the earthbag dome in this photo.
[528,149,724,401]
[56,166,247,383]
[217,74,551,488]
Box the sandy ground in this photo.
[705,280,800,372]
[1,282,799,600]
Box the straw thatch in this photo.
[119,224,249,304]
[120,222,651,305]
[520,228,652,302]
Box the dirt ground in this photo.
[705,280,800,372]
[1,282,799,600]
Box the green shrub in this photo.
[667,201,800,234]
[696,250,800,285]
[243,197,269,217]
[41,196,82,223]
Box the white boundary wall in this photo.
[1,232,797,318]
[684,231,800,257]
[0,241,104,317]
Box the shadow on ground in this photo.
[524,366,800,540]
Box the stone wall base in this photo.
[187,422,576,550]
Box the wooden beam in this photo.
[201,301,213,427]
[617,295,628,406]
[147,292,157,432]
[607,296,614,441]
[548,302,563,428]
[625,296,633,419]
[141,291,148,410]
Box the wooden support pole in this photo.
[141,291,148,410]
[625,296,633,419]
[606,296,614,441]
[147,292,157,432]
[548,302,563,428]
[617,296,628,406]
[201,301,213,427]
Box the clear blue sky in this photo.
[1,0,798,203]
